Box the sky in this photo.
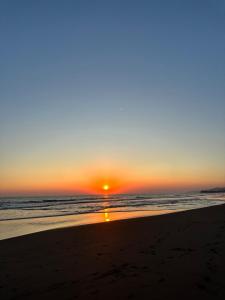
[0,0,225,195]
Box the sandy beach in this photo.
[1,204,225,299]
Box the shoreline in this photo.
[1,204,225,299]
[1,200,224,241]
[1,192,224,241]
[0,208,183,241]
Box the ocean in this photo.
[0,192,225,240]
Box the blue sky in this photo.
[0,0,225,194]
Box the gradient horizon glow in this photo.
[0,0,225,196]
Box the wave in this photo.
[0,193,224,222]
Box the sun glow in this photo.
[102,184,110,191]
[84,163,141,194]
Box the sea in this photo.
[0,192,225,240]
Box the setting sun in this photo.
[102,184,110,191]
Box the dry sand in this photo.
[1,204,225,299]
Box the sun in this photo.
[89,174,123,194]
[102,184,110,191]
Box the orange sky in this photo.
[1,157,224,196]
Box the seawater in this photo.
[0,192,225,240]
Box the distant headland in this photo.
[201,187,225,193]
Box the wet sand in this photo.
[1,204,225,299]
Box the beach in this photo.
[1,204,225,299]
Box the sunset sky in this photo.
[0,0,225,195]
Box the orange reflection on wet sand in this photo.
[104,209,110,222]
[0,209,184,240]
